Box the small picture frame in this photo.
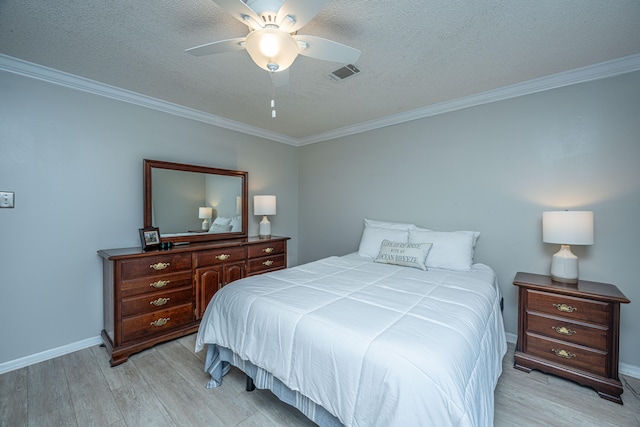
[139,227,161,250]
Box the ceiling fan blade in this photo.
[186,37,246,56]
[276,0,328,32]
[211,0,262,29]
[270,69,290,87]
[294,35,361,64]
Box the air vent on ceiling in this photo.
[325,64,361,82]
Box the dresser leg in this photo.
[597,391,623,405]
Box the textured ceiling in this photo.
[1,0,640,143]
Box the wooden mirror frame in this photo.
[143,159,248,244]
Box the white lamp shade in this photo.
[542,211,594,245]
[254,195,276,216]
[244,28,299,72]
[198,207,213,219]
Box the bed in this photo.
[196,221,507,426]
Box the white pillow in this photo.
[208,223,232,233]
[229,216,242,232]
[358,227,409,258]
[364,218,416,231]
[213,216,232,225]
[414,227,480,247]
[408,229,476,271]
[375,240,433,271]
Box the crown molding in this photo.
[298,53,640,146]
[0,54,298,146]
[2,53,639,147]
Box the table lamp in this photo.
[254,195,276,238]
[199,207,213,231]
[542,211,594,284]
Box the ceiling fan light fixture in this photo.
[245,28,299,72]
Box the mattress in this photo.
[196,253,507,426]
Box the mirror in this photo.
[144,159,248,244]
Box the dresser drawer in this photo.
[247,254,286,275]
[247,240,286,259]
[121,287,193,317]
[526,312,608,351]
[196,247,246,267]
[120,253,192,280]
[120,271,192,298]
[524,333,608,377]
[121,304,194,343]
[526,289,610,325]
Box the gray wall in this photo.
[299,71,640,368]
[0,71,299,364]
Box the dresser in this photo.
[99,236,289,366]
[513,272,630,404]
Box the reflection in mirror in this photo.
[152,169,242,233]
[144,159,248,244]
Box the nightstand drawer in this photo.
[196,247,246,267]
[526,312,608,351]
[247,240,286,259]
[526,289,610,325]
[525,333,608,377]
[247,254,286,275]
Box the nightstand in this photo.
[513,272,630,404]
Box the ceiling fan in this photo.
[186,0,361,86]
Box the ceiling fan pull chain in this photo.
[270,78,277,118]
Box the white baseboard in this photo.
[505,332,639,379]
[0,336,102,375]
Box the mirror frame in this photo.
[144,159,248,244]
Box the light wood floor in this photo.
[1,336,639,426]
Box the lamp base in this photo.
[201,219,210,231]
[550,244,579,284]
[259,215,271,239]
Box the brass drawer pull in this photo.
[263,247,274,254]
[263,260,274,266]
[150,280,170,289]
[551,348,576,359]
[552,326,576,336]
[150,262,170,271]
[150,318,170,327]
[215,254,230,261]
[553,303,577,313]
[150,297,170,307]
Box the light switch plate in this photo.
[0,191,15,208]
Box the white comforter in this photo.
[196,253,507,426]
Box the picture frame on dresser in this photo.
[139,227,161,250]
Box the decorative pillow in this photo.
[213,216,232,225]
[208,223,232,233]
[364,218,417,231]
[408,229,476,271]
[374,240,433,270]
[358,227,409,258]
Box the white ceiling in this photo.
[1,1,640,144]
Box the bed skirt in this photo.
[205,344,343,427]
